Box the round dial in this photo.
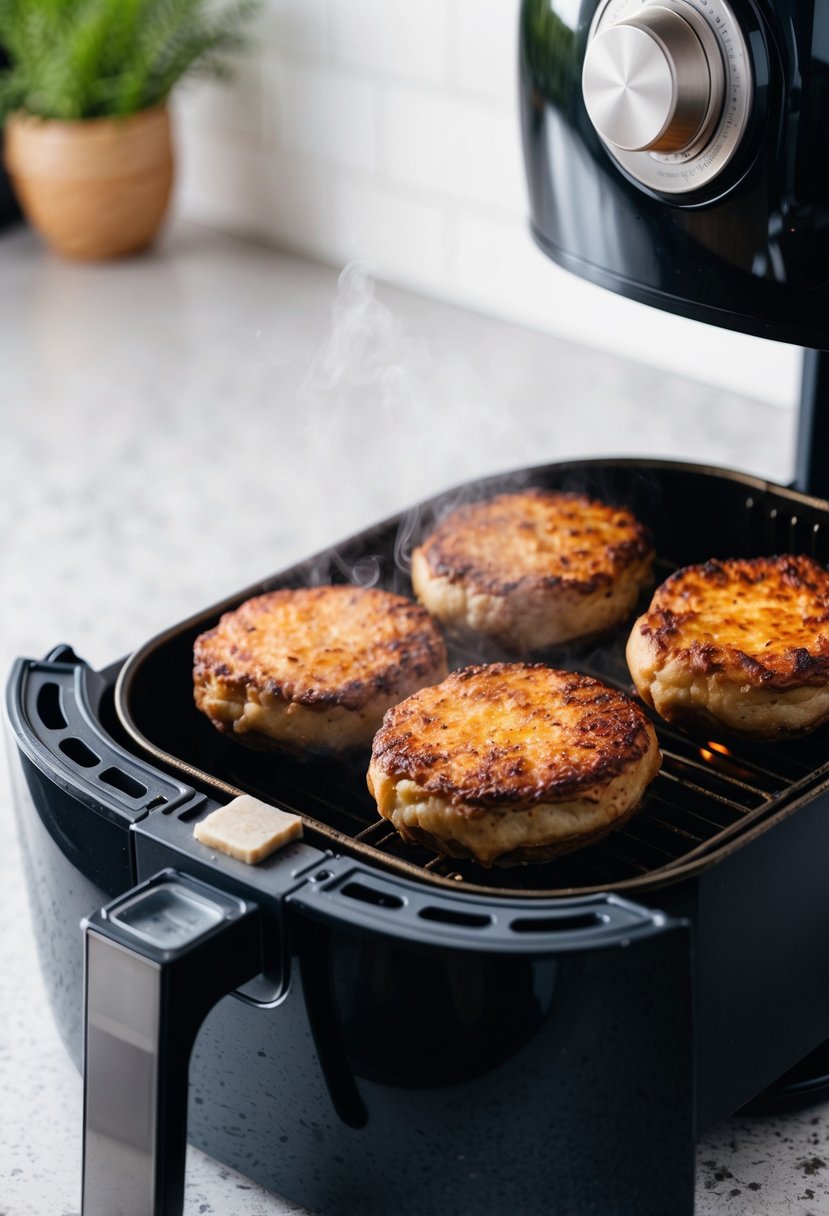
[583,7,721,153]
[582,0,753,195]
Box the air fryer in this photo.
[519,0,829,495]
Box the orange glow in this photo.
[698,739,754,781]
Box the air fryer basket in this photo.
[115,458,829,899]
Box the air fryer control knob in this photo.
[582,3,724,155]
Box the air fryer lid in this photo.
[115,459,829,901]
[520,0,829,347]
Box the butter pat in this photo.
[193,796,303,864]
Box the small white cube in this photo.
[193,796,303,864]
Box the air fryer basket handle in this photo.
[7,650,200,830]
[81,870,262,1216]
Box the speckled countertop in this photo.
[1,220,827,1216]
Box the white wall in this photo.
[174,0,801,410]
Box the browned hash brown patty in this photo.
[626,554,829,738]
[410,488,654,651]
[193,585,448,752]
[367,663,661,865]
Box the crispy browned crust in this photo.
[369,663,658,809]
[633,555,829,690]
[194,586,447,718]
[414,489,653,598]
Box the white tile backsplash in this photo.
[174,0,800,410]
[178,129,338,259]
[177,129,273,240]
[384,88,525,215]
[331,177,451,293]
[254,0,330,56]
[268,61,378,172]
[330,0,451,85]
[457,0,520,102]
[174,51,266,146]
[454,209,561,330]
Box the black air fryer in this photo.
[9,7,829,1216]
[520,0,829,495]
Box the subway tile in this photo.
[384,88,526,216]
[176,130,338,260]
[330,176,451,292]
[261,152,339,258]
[453,210,556,329]
[254,0,330,56]
[265,60,377,172]
[330,0,451,85]
[173,51,265,145]
[457,0,521,103]
[176,130,272,239]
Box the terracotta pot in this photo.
[3,106,173,259]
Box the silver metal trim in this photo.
[82,934,161,1216]
[584,0,753,194]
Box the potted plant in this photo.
[0,0,255,259]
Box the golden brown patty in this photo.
[410,488,653,652]
[626,554,829,739]
[367,663,661,866]
[194,586,448,753]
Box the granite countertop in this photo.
[1,220,827,1216]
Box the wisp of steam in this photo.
[293,262,529,587]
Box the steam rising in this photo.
[299,263,416,418]
[293,263,528,586]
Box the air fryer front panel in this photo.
[520,0,829,346]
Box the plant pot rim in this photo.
[6,104,169,133]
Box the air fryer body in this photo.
[7,675,694,1216]
[12,623,829,1216]
[520,0,829,348]
[14,681,829,1215]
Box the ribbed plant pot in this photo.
[3,106,173,259]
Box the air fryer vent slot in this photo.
[99,767,147,800]
[418,906,492,928]
[36,682,67,730]
[511,912,607,934]
[59,737,99,768]
[745,496,827,561]
[342,882,404,909]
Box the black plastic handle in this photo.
[7,650,201,830]
[289,858,677,953]
[81,870,262,1216]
